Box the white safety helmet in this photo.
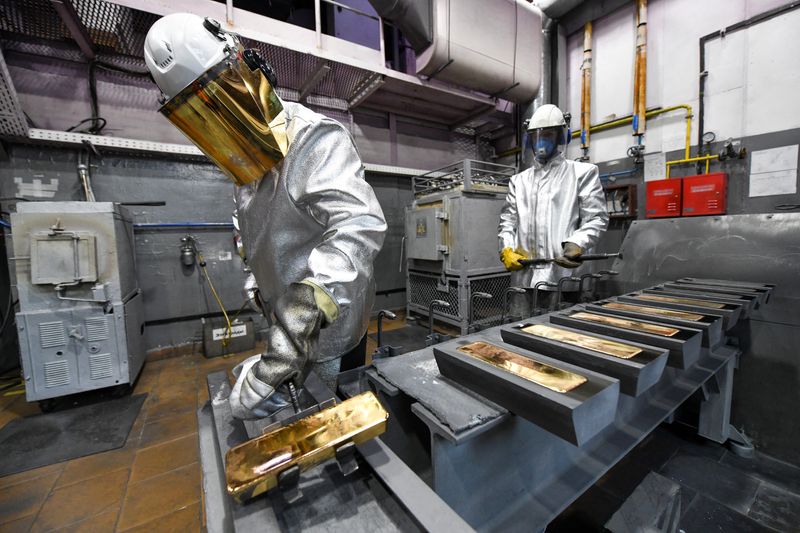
[144,13,237,100]
[144,13,287,186]
[525,104,570,162]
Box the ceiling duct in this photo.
[366,0,433,53]
[415,0,542,103]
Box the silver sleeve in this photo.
[563,164,609,251]
[287,122,387,318]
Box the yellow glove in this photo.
[500,247,528,271]
[301,279,339,325]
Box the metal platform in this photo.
[197,370,472,533]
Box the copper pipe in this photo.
[633,0,648,136]
[580,22,593,151]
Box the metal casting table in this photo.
[197,371,473,533]
[368,307,742,532]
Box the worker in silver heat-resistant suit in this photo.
[498,104,608,315]
[144,14,387,419]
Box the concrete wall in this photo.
[564,0,799,164]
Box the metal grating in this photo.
[85,316,109,342]
[44,359,70,387]
[470,275,511,326]
[0,47,28,136]
[408,272,460,319]
[89,353,113,380]
[39,321,66,348]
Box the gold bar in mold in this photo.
[602,302,705,321]
[226,392,388,503]
[521,324,642,359]
[570,311,680,337]
[457,341,587,393]
[635,294,726,309]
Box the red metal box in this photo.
[682,173,727,216]
[645,178,682,218]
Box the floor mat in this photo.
[0,393,146,476]
[368,324,431,355]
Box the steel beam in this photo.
[50,0,96,60]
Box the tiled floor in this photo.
[0,311,411,532]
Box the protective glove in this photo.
[242,271,262,313]
[554,242,583,269]
[229,281,332,420]
[229,355,291,418]
[500,247,529,271]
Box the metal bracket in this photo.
[435,210,449,221]
[277,465,303,504]
[335,441,359,477]
[436,245,449,254]
[727,425,755,458]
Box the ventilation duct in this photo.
[367,0,433,53]
[369,0,542,103]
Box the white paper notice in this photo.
[644,152,666,182]
[749,145,798,197]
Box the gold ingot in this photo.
[457,341,587,393]
[603,302,704,321]
[225,392,388,502]
[521,324,642,359]
[571,311,680,337]
[635,294,726,309]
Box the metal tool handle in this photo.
[519,252,621,267]
[428,300,450,336]
[376,309,397,348]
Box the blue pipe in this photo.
[0,220,10,229]
[133,222,234,230]
[600,168,639,185]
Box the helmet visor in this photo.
[526,126,566,162]
[160,49,287,186]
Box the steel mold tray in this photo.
[500,322,668,396]
[549,308,703,370]
[433,337,620,446]
[585,299,723,348]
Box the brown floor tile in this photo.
[55,447,135,488]
[32,468,128,532]
[44,507,118,533]
[0,472,60,526]
[118,501,200,533]
[196,384,209,408]
[130,434,198,484]
[0,463,65,491]
[138,411,197,449]
[143,393,197,421]
[122,415,146,451]
[116,463,200,531]
[0,514,35,532]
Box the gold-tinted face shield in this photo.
[160,49,288,186]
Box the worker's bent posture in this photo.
[144,14,387,419]
[498,104,608,314]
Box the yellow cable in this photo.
[197,252,232,348]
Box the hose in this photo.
[186,236,233,348]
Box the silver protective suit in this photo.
[235,102,387,361]
[498,153,609,288]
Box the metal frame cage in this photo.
[407,270,510,334]
[412,159,515,198]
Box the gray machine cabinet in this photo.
[406,160,516,334]
[10,202,145,402]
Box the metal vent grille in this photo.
[44,360,70,388]
[89,353,113,380]
[0,0,158,57]
[85,317,109,342]
[470,275,511,327]
[39,321,66,348]
[408,272,460,319]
